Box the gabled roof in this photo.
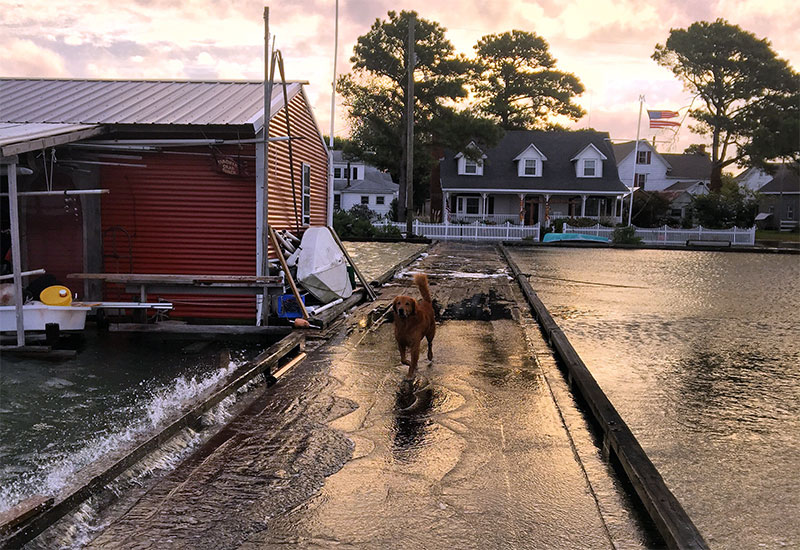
[441,130,628,194]
[454,141,488,160]
[570,142,607,161]
[759,163,800,194]
[0,78,303,131]
[660,153,712,180]
[663,180,707,192]
[513,143,547,161]
[612,140,659,165]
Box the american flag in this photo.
[647,110,681,128]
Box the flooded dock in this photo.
[28,242,671,550]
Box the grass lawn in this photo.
[756,230,800,242]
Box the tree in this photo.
[338,11,499,220]
[472,30,585,129]
[691,178,759,228]
[653,19,799,191]
[683,143,708,156]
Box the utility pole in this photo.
[405,13,415,237]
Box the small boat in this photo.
[543,232,610,244]
[296,227,353,304]
[0,302,91,332]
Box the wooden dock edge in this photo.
[0,332,305,549]
[499,244,709,550]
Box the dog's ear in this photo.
[410,300,416,315]
[392,299,399,314]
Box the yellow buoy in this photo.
[40,285,73,306]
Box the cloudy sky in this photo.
[2,0,798,159]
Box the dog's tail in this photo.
[413,273,432,303]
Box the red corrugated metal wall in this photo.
[100,149,258,319]
[99,90,329,321]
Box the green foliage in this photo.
[338,11,500,215]
[691,181,759,228]
[612,226,643,245]
[552,217,610,233]
[653,19,799,190]
[471,30,585,129]
[333,205,377,239]
[630,191,673,227]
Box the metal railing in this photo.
[563,223,756,246]
[376,220,540,241]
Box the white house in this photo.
[332,150,398,218]
[439,130,629,226]
[736,164,782,192]
[613,141,712,192]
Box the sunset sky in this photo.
[2,0,798,163]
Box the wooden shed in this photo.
[0,78,331,323]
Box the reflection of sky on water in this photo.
[511,247,800,550]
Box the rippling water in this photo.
[0,333,269,515]
[509,247,800,550]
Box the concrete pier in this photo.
[76,243,663,549]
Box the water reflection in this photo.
[510,247,800,549]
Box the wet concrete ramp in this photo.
[246,320,612,549]
[82,243,644,549]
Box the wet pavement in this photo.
[79,243,658,550]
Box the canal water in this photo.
[508,247,800,550]
[0,242,425,518]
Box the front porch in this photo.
[443,191,625,226]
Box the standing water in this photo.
[509,247,800,550]
[0,332,265,515]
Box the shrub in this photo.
[333,205,375,238]
[612,226,642,245]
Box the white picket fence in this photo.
[563,223,756,246]
[376,220,540,241]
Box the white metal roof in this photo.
[0,122,105,157]
[0,78,303,128]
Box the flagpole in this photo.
[628,95,644,226]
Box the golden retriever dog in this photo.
[392,273,435,379]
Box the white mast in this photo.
[628,95,644,226]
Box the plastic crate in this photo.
[276,294,306,319]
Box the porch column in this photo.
[481,193,488,218]
[518,193,525,224]
[581,194,587,217]
[544,194,551,227]
[443,191,449,225]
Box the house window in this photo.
[352,167,359,180]
[465,197,479,214]
[333,193,341,210]
[524,159,537,176]
[670,208,682,218]
[788,205,794,220]
[635,173,646,189]
[583,159,596,177]
[637,150,651,165]
[376,196,385,205]
[302,164,311,225]
[464,159,478,174]
[361,195,369,205]
[334,167,342,179]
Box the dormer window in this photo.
[514,143,547,178]
[571,143,607,178]
[456,143,486,175]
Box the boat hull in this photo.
[0,303,91,332]
[543,233,610,244]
